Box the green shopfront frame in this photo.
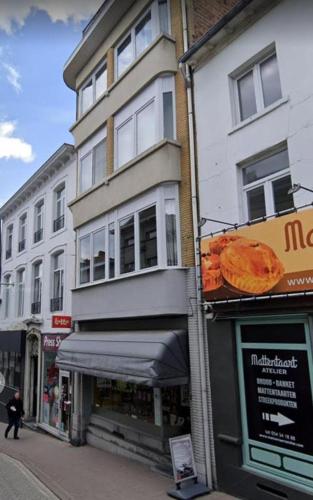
[236,316,313,492]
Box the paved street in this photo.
[0,452,57,500]
[0,422,237,500]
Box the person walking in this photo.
[4,391,25,439]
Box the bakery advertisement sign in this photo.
[201,208,313,300]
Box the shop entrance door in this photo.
[58,370,71,438]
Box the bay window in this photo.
[242,147,294,221]
[79,61,107,116]
[77,185,180,286]
[115,76,175,169]
[115,0,169,78]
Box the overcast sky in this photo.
[0,0,102,206]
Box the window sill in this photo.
[73,265,187,291]
[50,226,67,239]
[32,239,44,249]
[228,96,289,135]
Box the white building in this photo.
[0,143,76,440]
[181,0,313,498]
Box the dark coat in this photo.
[6,398,25,419]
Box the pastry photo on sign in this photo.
[201,234,284,295]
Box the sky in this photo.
[0,0,103,206]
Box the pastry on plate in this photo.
[220,238,284,294]
[210,234,242,255]
[201,253,223,291]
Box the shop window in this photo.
[42,352,60,429]
[242,147,294,221]
[0,351,22,389]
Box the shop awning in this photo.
[56,330,189,387]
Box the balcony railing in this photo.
[53,215,64,232]
[31,302,41,315]
[34,228,43,243]
[18,239,26,252]
[5,249,12,260]
[50,297,63,312]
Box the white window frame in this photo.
[79,60,107,116]
[241,147,293,221]
[3,274,12,319]
[16,268,25,317]
[6,224,13,260]
[34,198,44,242]
[114,76,175,169]
[76,184,181,287]
[78,126,107,193]
[32,260,43,308]
[232,47,282,124]
[115,0,170,79]
[18,212,27,252]
[53,183,66,232]
[51,251,64,310]
[79,139,107,193]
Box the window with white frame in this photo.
[116,0,170,78]
[34,199,44,243]
[242,147,294,221]
[6,224,13,260]
[79,61,107,116]
[18,213,27,252]
[115,76,175,169]
[51,251,64,312]
[3,274,12,319]
[16,268,25,317]
[80,139,107,193]
[233,50,282,123]
[53,183,65,232]
[77,185,180,285]
[32,261,42,314]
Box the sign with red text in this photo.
[51,315,72,329]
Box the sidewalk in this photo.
[0,422,237,500]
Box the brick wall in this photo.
[187,0,240,44]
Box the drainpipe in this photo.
[180,0,214,489]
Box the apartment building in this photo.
[181,0,313,498]
[0,144,76,441]
[55,0,223,479]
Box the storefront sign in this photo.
[43,334,68,352]
[169,434,197,484]
[52,315,72,329]
[201,208,313,300]
[237,320,313,490]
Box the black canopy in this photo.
[56,330,189,387]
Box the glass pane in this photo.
[81,79,93,113]
[159,0,169,33]
[243,149,289,185]
[95,65,107,100]
[135,12,152,57]
[246,186,266,220]
[109,222,115,279]
[117,34,133,77]
[80,236,90,284]
[272,175,294,213]
[237,70,257,121]
[93,229,106,281]
[140,206,157,269]
[80,153,93,192]
[136,101,155,155]
[120,215,135,274]
[93,140,106,184]
[260,54,282,108]
[42,352,59,429]
[163,91,174,139]
[53,269,64,299]
[165,199,178,266]
[117,119,133,167]
[56,187,65,218]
